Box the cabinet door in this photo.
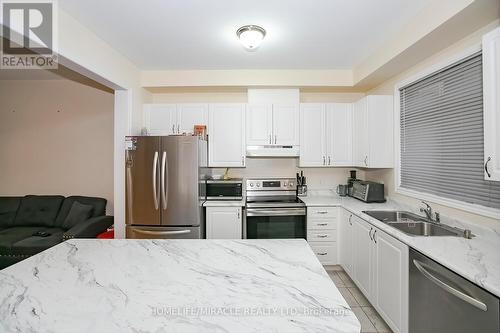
[205,207,242,239]
[338,209,354,275]
[299,104,326,167]
[246,104,273,145]
[352,98,368,167]
[144,104,177,135]
[208,104,246,167]
[273,104,299,145]
[352,216,373,299]
[483,27,500,181]
[177,104,208,134]
[326,103,353,166]
[367,96,394,168]
[373,228,409,333]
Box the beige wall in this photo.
[365,21,500,228]
[0,79,115,212]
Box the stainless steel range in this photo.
[245,178,306,239]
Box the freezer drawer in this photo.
[126,226,202,239]
[409,249,499,333]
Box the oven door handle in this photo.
[246,208,306,217]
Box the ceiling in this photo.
[59,0,431,70]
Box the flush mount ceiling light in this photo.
[236,25,266,51]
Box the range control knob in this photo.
[282,182,288,187]
[250,183,254,187]
[256,183,261,187]
[289,182,294,187]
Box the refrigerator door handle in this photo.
[134,229,191,236]
[161,151,168,210]
[152,151,159,210]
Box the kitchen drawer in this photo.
[308,218,337,230]
[307,229,337,242]
[309,242,338,264]
[307,207,338,220]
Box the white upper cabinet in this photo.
[143,104,177,135]
[246,104,273,145]
[177,104,208,134]
[299,104,326,166]
[273,104,299,145]
[208,104,246,167]
[327,103,353,166]
[299,103,352,167]
[246,103,299,146]
[353,95,393,168]
[143,103,208,135]
[483,27,500,181]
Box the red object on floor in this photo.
[97,230,114,239]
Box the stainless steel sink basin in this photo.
[362,210,467,237]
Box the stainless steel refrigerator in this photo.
[125,136,207,239]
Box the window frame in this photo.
[393,43,500,220]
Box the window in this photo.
[399,51,500,211]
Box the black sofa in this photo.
[0,195,113,269]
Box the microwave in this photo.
[206,179,243,200]
[350,181,386,203]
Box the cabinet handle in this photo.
[316,211,328,214]
[485,157,491,178]
[369,227,374,241]
[323,156,326,165]
[317,252,328,256]
[269,134,272,144]
[274,135,277,144]
[317,223,328,226]
[172,124,175,133]
[177,124,180,133]
[241,156,245,166]
[349,214,352,226]
[364,156,368,166]
[317,234,328,238]
[237,210,240,219]
[328,156,331,165]
[373,230,377,243]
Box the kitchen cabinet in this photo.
[483,27,500,181]
[346,213,408,333]
[208,104,246,167]
[143,103,208,135]
[205,206,242,239]
[307,206,338,265]
[246,103,299,146]
[299,103,352,167]
[143,104,177,135]
[352,95,393,168]
[338,209,354,275]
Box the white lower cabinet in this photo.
[307,206,338,265]
[205,207,242,239]
[339,209,408,333]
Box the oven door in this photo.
[245,207,306,239]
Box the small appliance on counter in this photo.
[296,171,307,197]
[336,184,348,197]
[347,170,358,196]
[350,180,386,203]
[205,178,243,201]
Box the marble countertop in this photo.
[0,239,360,333]
[301,191,500,298]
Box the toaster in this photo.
[350,181,386,203]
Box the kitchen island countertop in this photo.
[0,239,360,333]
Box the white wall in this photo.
[0,79,114,211]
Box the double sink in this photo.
[362,211,472,238]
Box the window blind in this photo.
[400,52,500,209]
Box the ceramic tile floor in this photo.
[326,266,393,333]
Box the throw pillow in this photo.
[62,201,94,230]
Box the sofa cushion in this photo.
[0,226,44,255]
[14,195,64,227]
[55,196,107,227]
[62,201,94,229]
[0,197,21,228]
[11,227,64,256]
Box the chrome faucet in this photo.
[420,201,440,223]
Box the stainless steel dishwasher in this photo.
[410,249,499,333]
